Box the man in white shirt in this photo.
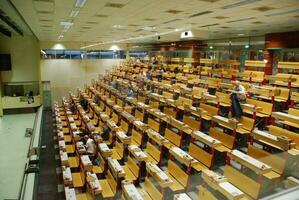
[233,80,246,101]
[84,135,96,159]
[231,81,247,119]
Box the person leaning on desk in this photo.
[230,80,247,120]
[84,135,96,161]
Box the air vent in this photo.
[36,10,53,14]
[214,16,228,19]
[222,0,261,9]
[227,17,255,23]
[265,8,299,17]
[251,21,263,24]
[0,24,11,37]
[253,6,275,12]
[39,19,52,22]
[199,0,220,2]
[165,9,183,14]
[105,3,126,8]
[86,21,98,24]
[162,18,181,24]
[199,23,219,28]
[41,25,52,27]
[189,11,213,18]
[94,14,108,18]
[0,8,23,36]
[144,18,156,21]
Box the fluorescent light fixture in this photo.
[180,30,193,39]
[75,0,87,8]
[60,21,73,26]
[113,24,126,29]
[80,27,187,49]
[222,0,261,9]
[40,50,46,54]
[143,26,156,31]
[245,44,249,48]
[58,35,64,39]
[70,10,79,18]
[237,33,245,36]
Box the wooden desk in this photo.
[212,115,242,130]
[146,162,173,188]
[191,130,221,148]
[128,145,148,162]
[65,187,76,200]
[122,180,144,200]
[228,150,271,174]
[252,129,292,151]
[146,129,170,146]
[174,193,192,200]
[108,157,126,178]
[86,172,102,195]
[98,143,112,158]
[116,131,132,144]
[80,155,93,171]
[201,169,245,200]
[169,146,198,167]
[62,166,73,186]
[272,112,299,125]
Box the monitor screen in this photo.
[0,54,12,71]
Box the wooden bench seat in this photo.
[200,103,218,121]
[148,118,160,133]
[236,116,254,134]
[247,145,284,177]
[141,177,163,200]
[132,129,142,147]
[68,156,79,168]
[72,172,85,188]
[188,143,211,171]
[99,170,116,198]
[112,141,123,160]
[243,98,273,118]
[144,142,160,164]
[224,165,261,199]
[165,160,188,192]
[183,116,200,131]
[123,156,139,181]
[210,127,234,151]
[66,144,75,154]
[165,128,181,147]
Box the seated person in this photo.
[101,124,110,141]
[231,80,246,119]
[127,84,135,98]
[84,135,96,160]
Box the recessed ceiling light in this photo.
[75,0,87,8]
[245,44,249,48]
[209,46,213,49]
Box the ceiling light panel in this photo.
[222,0,261,9]
[105,3,126,8]
[189,11,213,18]
[75,0,87,8]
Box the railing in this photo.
[18,106,43,200]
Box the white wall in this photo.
[41,59,124,102]
[0,34,39,82]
